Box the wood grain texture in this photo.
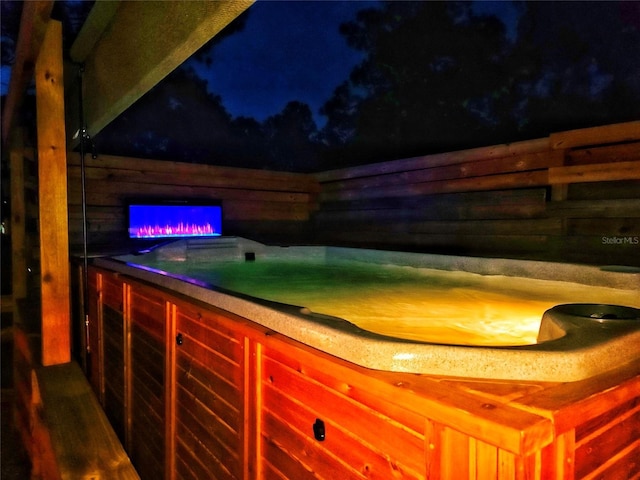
[85,266,640,480]
[36,19,70,366]
[129,284,166,479]
[68,0,254,141]
[550,121,640,149]
[66,153,319,248]
[33,362,139,479]
[549,160,640,184]
[2,1,54,142]
[314,124,639,265]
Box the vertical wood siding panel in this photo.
[129,284,166,479]
[474,439,498,479]
[440,427,469,479]
[173,304,245,480]
[425,420,443,480]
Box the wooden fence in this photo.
[65,121,639,265]
[313,121,640,266]
[66,154,320,252]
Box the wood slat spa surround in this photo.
[261,347,425,479]
[173,303,245,480]
[129,283,167,479]
[82,264,640,480]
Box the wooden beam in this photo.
[548,160,640,184]
[550,121,640,150]
[1,1,54,144]
[36,20,71,366]
[67,0,254,144]
[69,1,121,63]
[64,1,121,121]
[315,137,550,183]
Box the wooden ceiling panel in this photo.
[66,0,254,145]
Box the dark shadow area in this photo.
[1,312,32,480]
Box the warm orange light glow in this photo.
[146,259,639,347]
[264,273,639,346]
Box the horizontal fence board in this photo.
[315,137,550,183]
[223,200,312,221]
[67,164,318,194]
[566,141,640,166]
[67,164,319,195]
[567,180,640,200]
[224,221,313,245]
[68,153,320,192]
[318,188,547,211]
[68,180,313,205]
[316,215,562,237]
[550,121,640,150]
[318,231,551,255]
[409,218,563,236]
[548,160,640,184]
[320,171,549,202]
[315,201,547,221]
[546,199,640,218]
[565,218,640,237]
[320,150,563,194]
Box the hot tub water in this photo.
[135,257,639,347]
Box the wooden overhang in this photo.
[65,0,255,145]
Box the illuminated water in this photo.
[144,258,639,346]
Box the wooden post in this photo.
[35,19,71,366]
[1,1,54,144]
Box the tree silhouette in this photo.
[95,67,234,163]
[318,1,640,167]
[319,1,513,164]
[504,1,640,136]
[263,101,321,171]
[95,68,324,172]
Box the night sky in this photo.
[185,0,520,127]
[186,1,378,127]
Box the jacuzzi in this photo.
[93,237,640,381]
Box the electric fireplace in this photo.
[127,200,222,240]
